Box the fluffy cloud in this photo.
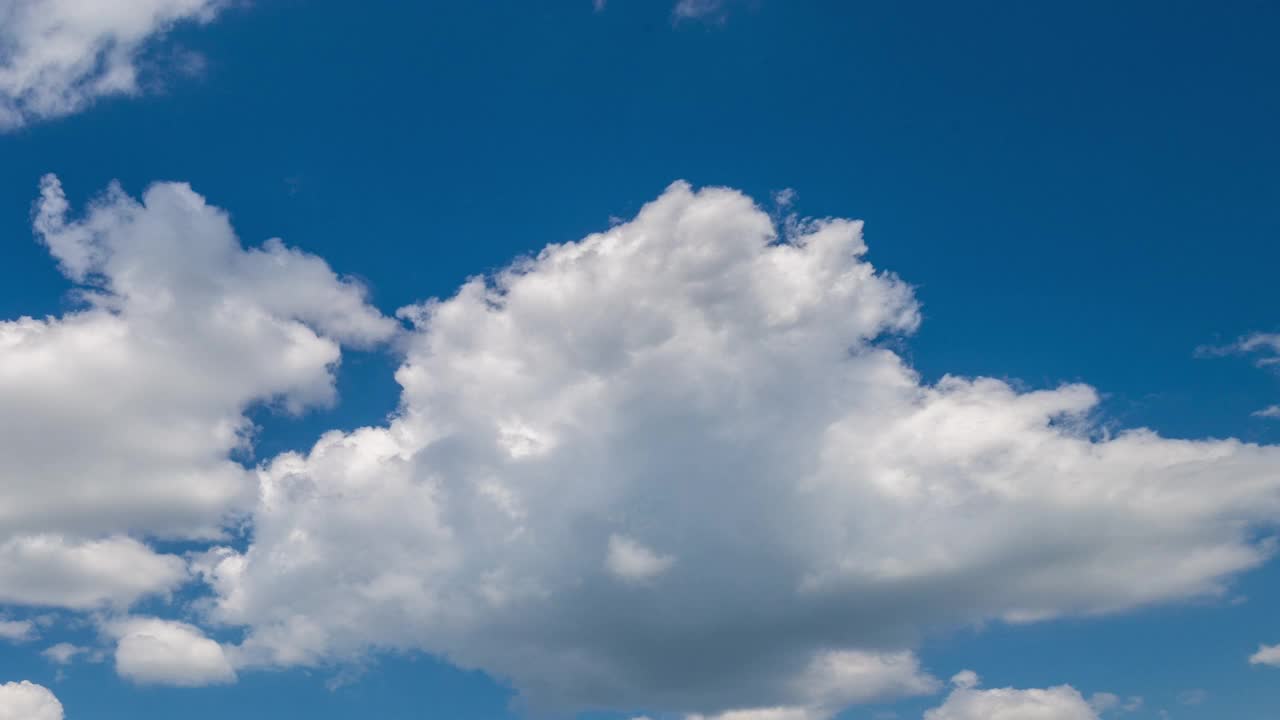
[0,175,394,609]
[106,617,235,686]
[0,535,185,609]
[0,620,33,643]
[606,534,676,583]
[0,0,226,129]
[1199,333,1280,418]
[924,675,1098,720]
[0,681,62,720]
[1249,643,1280,666]
[1249,640,1280,666]
[187,182,1280,716]
[41,643,86,665]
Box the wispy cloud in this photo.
[0,0,229,130]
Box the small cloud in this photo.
[1175,689,1206,706]
[1090,692,1120,712]
[950,670,980,690]
[0,619,35,643]
[772,188,797,209]
[1090,692,1143,714]
[41,643,86,665]
[1199,332,1280,418]
[1198,333,1280,366]
[325,663,370,691]
[103,617,236,687]
[673,0,733,24]
[606,534,675,583]
[1249,643,1280,667]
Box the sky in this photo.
[0,1,1278,719]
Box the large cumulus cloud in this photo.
[0,175,394,610]
[189,182,1280,717]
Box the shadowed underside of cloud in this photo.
[0,0,228,130]
[164,181,1280,716]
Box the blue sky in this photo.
[0,1,1278,719]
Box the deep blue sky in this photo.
[2,1,1279,718]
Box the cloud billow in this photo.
[0,681,62,720]
[0,175,394,611]
[177,182,1280,717]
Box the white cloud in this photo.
[1201,334,1280,417]
[606,534,676,583]
[0,0,227,130]
[185,181,1280,717]
[0,619,33,642]
[41,643,86,665]
[0,175,394,610]
[106,616,235,687]
[0,535,186,609]
[1238,333,1280,360]
[924,676,1098,720]
[0,681,62,720]
[1249,643,1280,666]
[1199,332,1280,366]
